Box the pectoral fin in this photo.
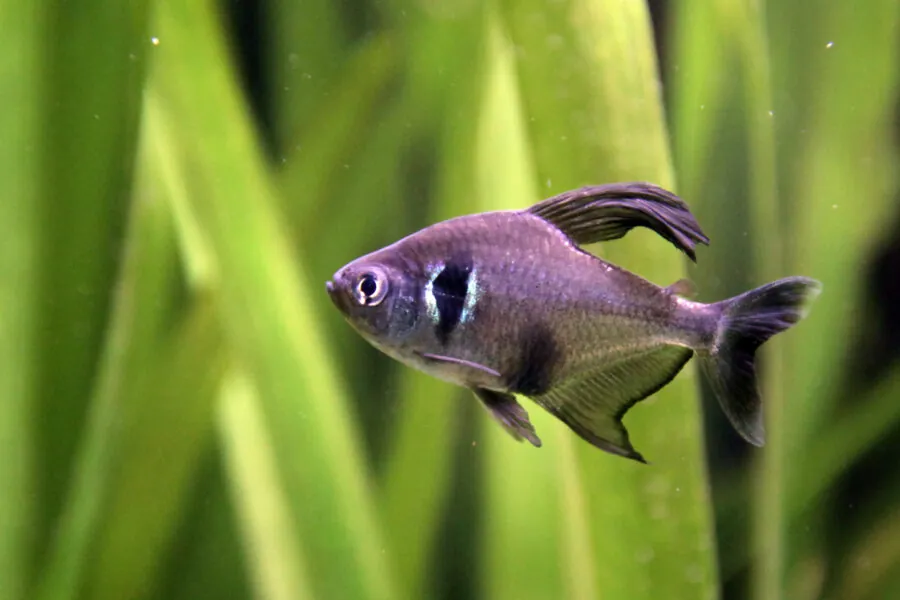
[531,344,694,463]
[526,182,710,261]
[417,352,501,378]
[474,388,542,447]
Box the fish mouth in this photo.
[325,279,345,312]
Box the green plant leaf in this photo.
[497,1,717,599]
[35,124,181,600]
[85,298,225,600]
[268,0,348,152]
[218,369,314,600]
[148,2,394,598]
[36,1,152,536]
[0,4,44,599]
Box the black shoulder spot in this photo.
[432,255,473,344]
[506,322,561,396]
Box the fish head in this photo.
[326,253,420,345]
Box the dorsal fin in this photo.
[525,182,710,262]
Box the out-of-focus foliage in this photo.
[1,1,898,600]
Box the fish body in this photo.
[326,183,821,462]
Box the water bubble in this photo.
[150,36,159,46]
[832,204,838,209]
[768,110,775,117]
[546,179,552,188]
[826,41,834,49]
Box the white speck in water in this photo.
[675,486,681,493]
[832,204,838,209]
[546,179,552,188]
[560,135,568,141]
[768,110,775,117]
[826,41,834,49]
[700,104,705,110]
[128,53,137,62]
[93,114,99,120]
[150,36,159,46]
[302,72,312,80]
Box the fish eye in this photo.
[354,269,388,306]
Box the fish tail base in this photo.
[699,276,822,445]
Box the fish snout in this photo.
[325,277,347,313]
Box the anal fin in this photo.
[474,388,542,447]
[531,345,693,463]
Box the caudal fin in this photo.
[698,276,822,446]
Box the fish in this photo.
[325,182,822,463]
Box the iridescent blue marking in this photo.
[459,266,480,324]
[423,262,443,325]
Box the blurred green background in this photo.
[2,1,899,599]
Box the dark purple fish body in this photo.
[326,183,821,462]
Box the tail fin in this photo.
[698,276,822,445]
